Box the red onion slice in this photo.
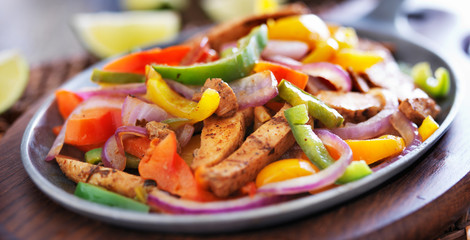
[164,79,201,100]
[300,62,352,92]
[122,96,170,126]
[390,111,422,147]
[258,130,352,195]
[102,126,148,170]
[262,40,309,60]
[175,124,195,148]
[45,97,124,161]
[75,83,146,100]
[263,55,303,68]
[229,71,279,109]
[329,89,399,140]
[147,189,289,214]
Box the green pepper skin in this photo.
[284,104,335,169]
[85,148,102,164]
[152,25,268,85]
[278,80,344,128]
[91,69,145,84]
[74,182,149,212]
[125,153,141,169]
[335,160,372,184]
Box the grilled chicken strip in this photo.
[198,104,295,197]
[56,155,154,198]
[315,90,383,123]
[191,107,253,170]
[185,3,310,51]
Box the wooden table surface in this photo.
[2,1,470,239]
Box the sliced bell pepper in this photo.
[91,69,145,84]
[85,147,102,164]
[146,68,219,123]
[253,61,309,90]
[335,160,372,184]
[74,182,149,212]
[345,135,405,165]
[331,26,358,49]
[284,104,335,169]
[278,80,344,128]
[256,158,318,187]
[333,49,384,73]
[138,132,215,201]
[64,107,121,146]
[301,38,339,63]
[418,115,439,141]
[152,24,268,85]
[102,45,191,75]
[55,89,83,119]
[411,62,450,98]
[123,136,151,159]
[267,14,330,47]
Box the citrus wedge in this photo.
[201,0,285,23]
[0,50,29,114]
[72,11,180,58]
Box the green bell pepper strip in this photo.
[411,62,450,98]
[284,104,335,169]
[152,24,268,85]
[85,148,102,164]
[335,160,372,184]
[85,148,141,168]
[278,79,344,128]
[91,69,145,84]
[285,104,372,183]
[74,182,149,212]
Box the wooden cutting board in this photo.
[0,56,469,240]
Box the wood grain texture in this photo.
[0,59,470,240]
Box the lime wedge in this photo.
[202,0,285,23]
[72,11,180,58]
[120,0,188,10]
[0,50,29,114]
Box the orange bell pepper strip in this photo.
[55,90,83,119]
[64,107,121,146]
[418,115,439,141]
[345,135,405,165]
[255,159,318,188]
[254,61,309,90]
[138,132,216,201]
[102,45,191,75]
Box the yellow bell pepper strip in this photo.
[146,68,220,123]
[152,25,268,85]
[335,160,372,184]
[255,159,318,188]
[278,79,344,128]
[91,69,145,84]
[74,182,149,212]
[332,27,359,49]
[418,115,439,141]
[411,62,451,98]
[267,14,330,47]
[284,104,336,169]
[345,135,405,165]
[333,49,384,73]
[301,38,339,63]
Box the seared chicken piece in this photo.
[198,104,295,197]
[315,90,383,123]
[191,108,253,170]
[56,155,154,198]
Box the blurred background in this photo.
[0,0,468,63]
[0,0,468,138]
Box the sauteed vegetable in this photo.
[47,6,449,214]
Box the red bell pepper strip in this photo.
[138,132,216,201]
[102,45,191,75]
[254,61,309,90]
[55,90,83,119]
